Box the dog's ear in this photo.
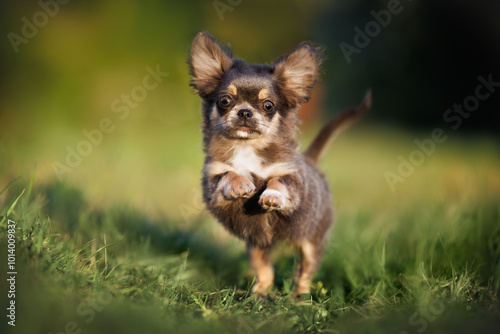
[188,31,233,97]
[273,43,322,107]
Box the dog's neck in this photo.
[205,124,299,165]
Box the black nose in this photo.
[237,109,253,120]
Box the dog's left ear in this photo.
[188,31,233,98]
[273,43,322,107]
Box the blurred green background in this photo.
[1,0,500,333]
[1,0,499,214]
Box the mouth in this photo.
[221,119,262,139]
[228,125,261,139]
[235,127,253,139]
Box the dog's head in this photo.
[188,31,322,141]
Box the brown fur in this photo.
[187,31,371,297]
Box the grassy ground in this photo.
[1,124,499,333]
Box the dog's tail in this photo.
[304,90,372,164]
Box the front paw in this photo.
[223,176,256,200]
[259,189,286,211]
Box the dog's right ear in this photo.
[188,31,233,98]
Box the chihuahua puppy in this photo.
[188,31,371,297]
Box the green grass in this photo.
[1,126,499,334]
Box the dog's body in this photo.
[188,32,370,296]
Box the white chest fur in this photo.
[229,146,264,179]
[204,145,296,180]
[227,145,295,180]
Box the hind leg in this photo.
[294,240,325,295]
[294,204,333,296]
[248,244,274,297]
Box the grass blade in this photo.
[0,188,25,226]
[26,163,37,202]
[0,176,21,197]
[88,238,123,258]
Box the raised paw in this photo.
[259,189,286,211]
[223,176,256,200]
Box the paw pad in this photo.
[259,189,286,210]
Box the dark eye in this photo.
[262,100,275,112]
[218,96,232,108]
